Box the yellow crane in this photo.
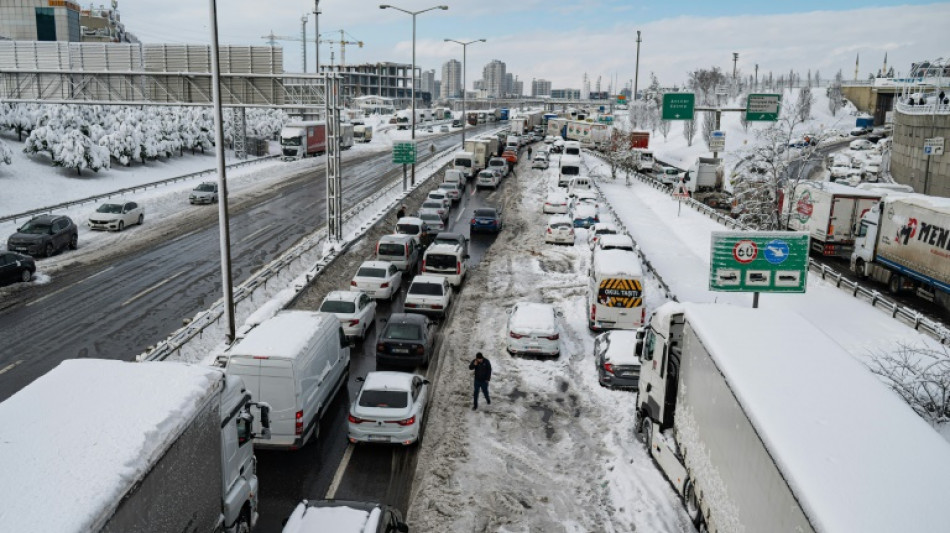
[319,30,363,68]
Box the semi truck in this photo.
[0,359,271,533]
[635,302,950,533]
[353,121,373,143]
[682,156,731,209]
[280,121,327,161]
[851,194,950,299]
[781,182,881,257]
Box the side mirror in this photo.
[397,523,409,533]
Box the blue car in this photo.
[470,207,503,233]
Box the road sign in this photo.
[710,231,809,293]
[662,93,695,120]
[746,94,782,121]
[924,137,945,156]
[392,141,416,165]
[709,130,726,151]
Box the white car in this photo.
[488,157,510,177]
[545,215,575,245]
[87,201,144,232]
[532,155,550,169]
[850,139,873,151]
[476,170,501,190]
[506,302,560,357]
[595,233,635,252]
[543,191,570,214]
[347,371,429,446]
[319,290,377,339]
[438,182,462,202]
[189,182,218,204]
[587,223,619,249]
[419,200,448,221]
[417,212,446,232]
[351,260,402,300]
[572,190,600,209]
[404,275,451,318]
[426,191,452,211]
[657,166,682,186]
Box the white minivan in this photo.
[453,151,476,179]
[563,140,581,156]
[559,155,581,187]
[588,249,646,331]
[226,310,350,450]
[421,242,469,287]
[567,176,593,197]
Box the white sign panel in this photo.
[709,130,726,151]
[924,137,944,156]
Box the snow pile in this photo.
[0,359,222,532]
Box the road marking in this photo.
[26,265,117,307]
[239,226,269,244]
[325,444,354,499]
[121,269,186,307]
[455,207,466,223]
[0,360,23,375]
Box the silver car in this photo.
[595,330,642,390]
[189,182,218,204]
[348,371,429,446]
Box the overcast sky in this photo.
[121,1,950,91]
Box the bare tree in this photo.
[870,344,950,426]
[701,110,716,146]
[688,67,727,104]
[827,70,844,117]
[683,119,696,146]
[740,110,750,133]
[797,86,814,123]
[658,116,671,140]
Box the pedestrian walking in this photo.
[527,146,533,159]
[396,205,406,220]
[469,352,492,410]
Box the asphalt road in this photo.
[0,125,499,402]
[252,162,519,531]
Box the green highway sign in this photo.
[662,93,695,120]
[709,231,809,293]
[392,141,416,165]
[746,93,782,121]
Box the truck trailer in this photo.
[851,194,950,298]
[0,359,271,533]
[636,302,950,533]
[280,121,327,161]
[463,137,500,171]
[781,182,881,257]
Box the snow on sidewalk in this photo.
[408,161,694,532]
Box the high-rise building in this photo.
[504,73,514,96]
[440,59,461,99]
[420,69,437,97]
[512,78,523,98]
[433,80,441,100]
[531,78,552,97]
[0,0,135,42]
[482,59,506,98]
[551,88,581,99]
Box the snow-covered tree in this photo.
[23,125,59,158]
[797,86,814,122]
[603,125,641,184]
[827,70,844,117]
[701,110,716,146]
[0,138,12,165]
[682,119,696,146]
[871,344,950,426]
[53,129,110,175]
[687,67,727,105]
[658,115,671,140]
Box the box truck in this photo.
[0,359,271,533]
[463,137,500,170]
[682,156,732,209]
[280,121,326,161]
[353,122,373,143]
[851,194,950,298]
[636,302,950,533]
[781,182,881,257]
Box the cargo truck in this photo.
[635,302,950,533]
[339,123,354,150]
[781,182,881,257]
[280,121,327,161]
[353,122,373,143]
[463,137,500,171]
[681,156,732,209]
[0,359,271,533]
[851,194,950,298]
[629,130,650,150]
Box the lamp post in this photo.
[633,31,641,101]
[380,4,448,186]
[314,0,320,74]
[444,38,485,146]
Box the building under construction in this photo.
[318,62,420,108]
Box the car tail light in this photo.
[405,243,409,256]
[471,218,477,224]
[414,345,425,355]
[405,303,417,308]
[604,362,614,375]
[394,416,416,426]
[351,280,358,286]
[456,261,461,274]
[432,304,444,309]
[377,343,386,352]
[348,414,366,424]
[376,242,380,255]
[510,331,524,339]
[348,319,360,327]
[591,304,596,321]
[380,282,390,288]
[641,307,646,325]
[546,227,552,233]
[295,411,304,436]
[422,259,427,272]
[545,333,560,340]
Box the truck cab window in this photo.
[642,330,655,361]
[236,412,253,447]
[857,221,868,237]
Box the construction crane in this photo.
[262,20,313,72]
[319,30,363,68]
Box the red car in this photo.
[502,150,518,164]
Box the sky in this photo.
[120,1,950,91]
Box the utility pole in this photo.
[755,63,759,89]
[732,52,739,81]
[314,0,320,74]
[301,15,308,73]
[633,31,642,101]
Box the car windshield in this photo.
[357,267,386,278]
[18,221,52,234]
[396,224,420,235]
[490,160,505,167]
[420,214,441,223]
[474,209,497,217]
[320,300,355,313]
[455,159,472,168]
[561,166,579,176]
[96,204,122,214]
[597,228,617,236]
[384,323,422,341]
[358,390,409,408]
[409,282,443,296]
[551,222,572,229]
[479,172,494,178]
[282,136,302,146]
[195,183,215,192]
[378,243,405,256]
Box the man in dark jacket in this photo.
[469,352,492,410]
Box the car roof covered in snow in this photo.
[363,371,417,391]
[547,214,573,225]
[597,234,634,247]
[546,191,569,200]
[357,260,394,271]
[0,359,223,533]
[454,151,474,158]
[509,302,557,333]
[592,249,643,277]
[229,310,336,359]
[283,501,381,533]
[572,204,598,217]
[425,243,462,255]
[677,302,950,533]
[599,330,641,366]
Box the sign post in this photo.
[745,94,782,121]
[710,231,810,307]
[392,141,417,191]
[662,93,695,120]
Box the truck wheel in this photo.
[888,274,903,295]
[234,513,251,533]
[854,259,868,280]
[685,479,702,525]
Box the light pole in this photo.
[633,31,641,101]
[444,38,485,146]
[314,0,320,74]
[380,4,448,186]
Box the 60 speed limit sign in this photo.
[732,240,758,263]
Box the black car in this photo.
[376,313,434,367]
[282,499,408,533]
[7,214,78,258]
[0,251,36,285]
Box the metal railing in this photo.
[1,155,278,225]
[587,150,950,344]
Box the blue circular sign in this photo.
[764,240,790,265]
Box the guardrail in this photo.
[141,145,459,362]
[587,150,950,344]
[1,155,279,225]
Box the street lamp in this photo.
[444,38,486,145]
[380,4,448,186]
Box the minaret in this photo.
[882,52,888,77]
[854,53,860,81]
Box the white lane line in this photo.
[121,269,186,307]
[325,444,354,499]
[455,207,466,223]
[25,284,72,307]
[0,360,23,375]
[239,226,269,244]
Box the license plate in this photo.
[391,348,409,354]
[368,435,389,442]
[478,219,490,224]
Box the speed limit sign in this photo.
[733,240,758,263]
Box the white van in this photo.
[453,151,476,178]
[559,155,582,187]
[422,242,469,287]
[564,140,581,156]
[587,249,645,331]
[376,233,420,272]
[444,168,466,190]
[226,310,350,450]
[567,176,593,197]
